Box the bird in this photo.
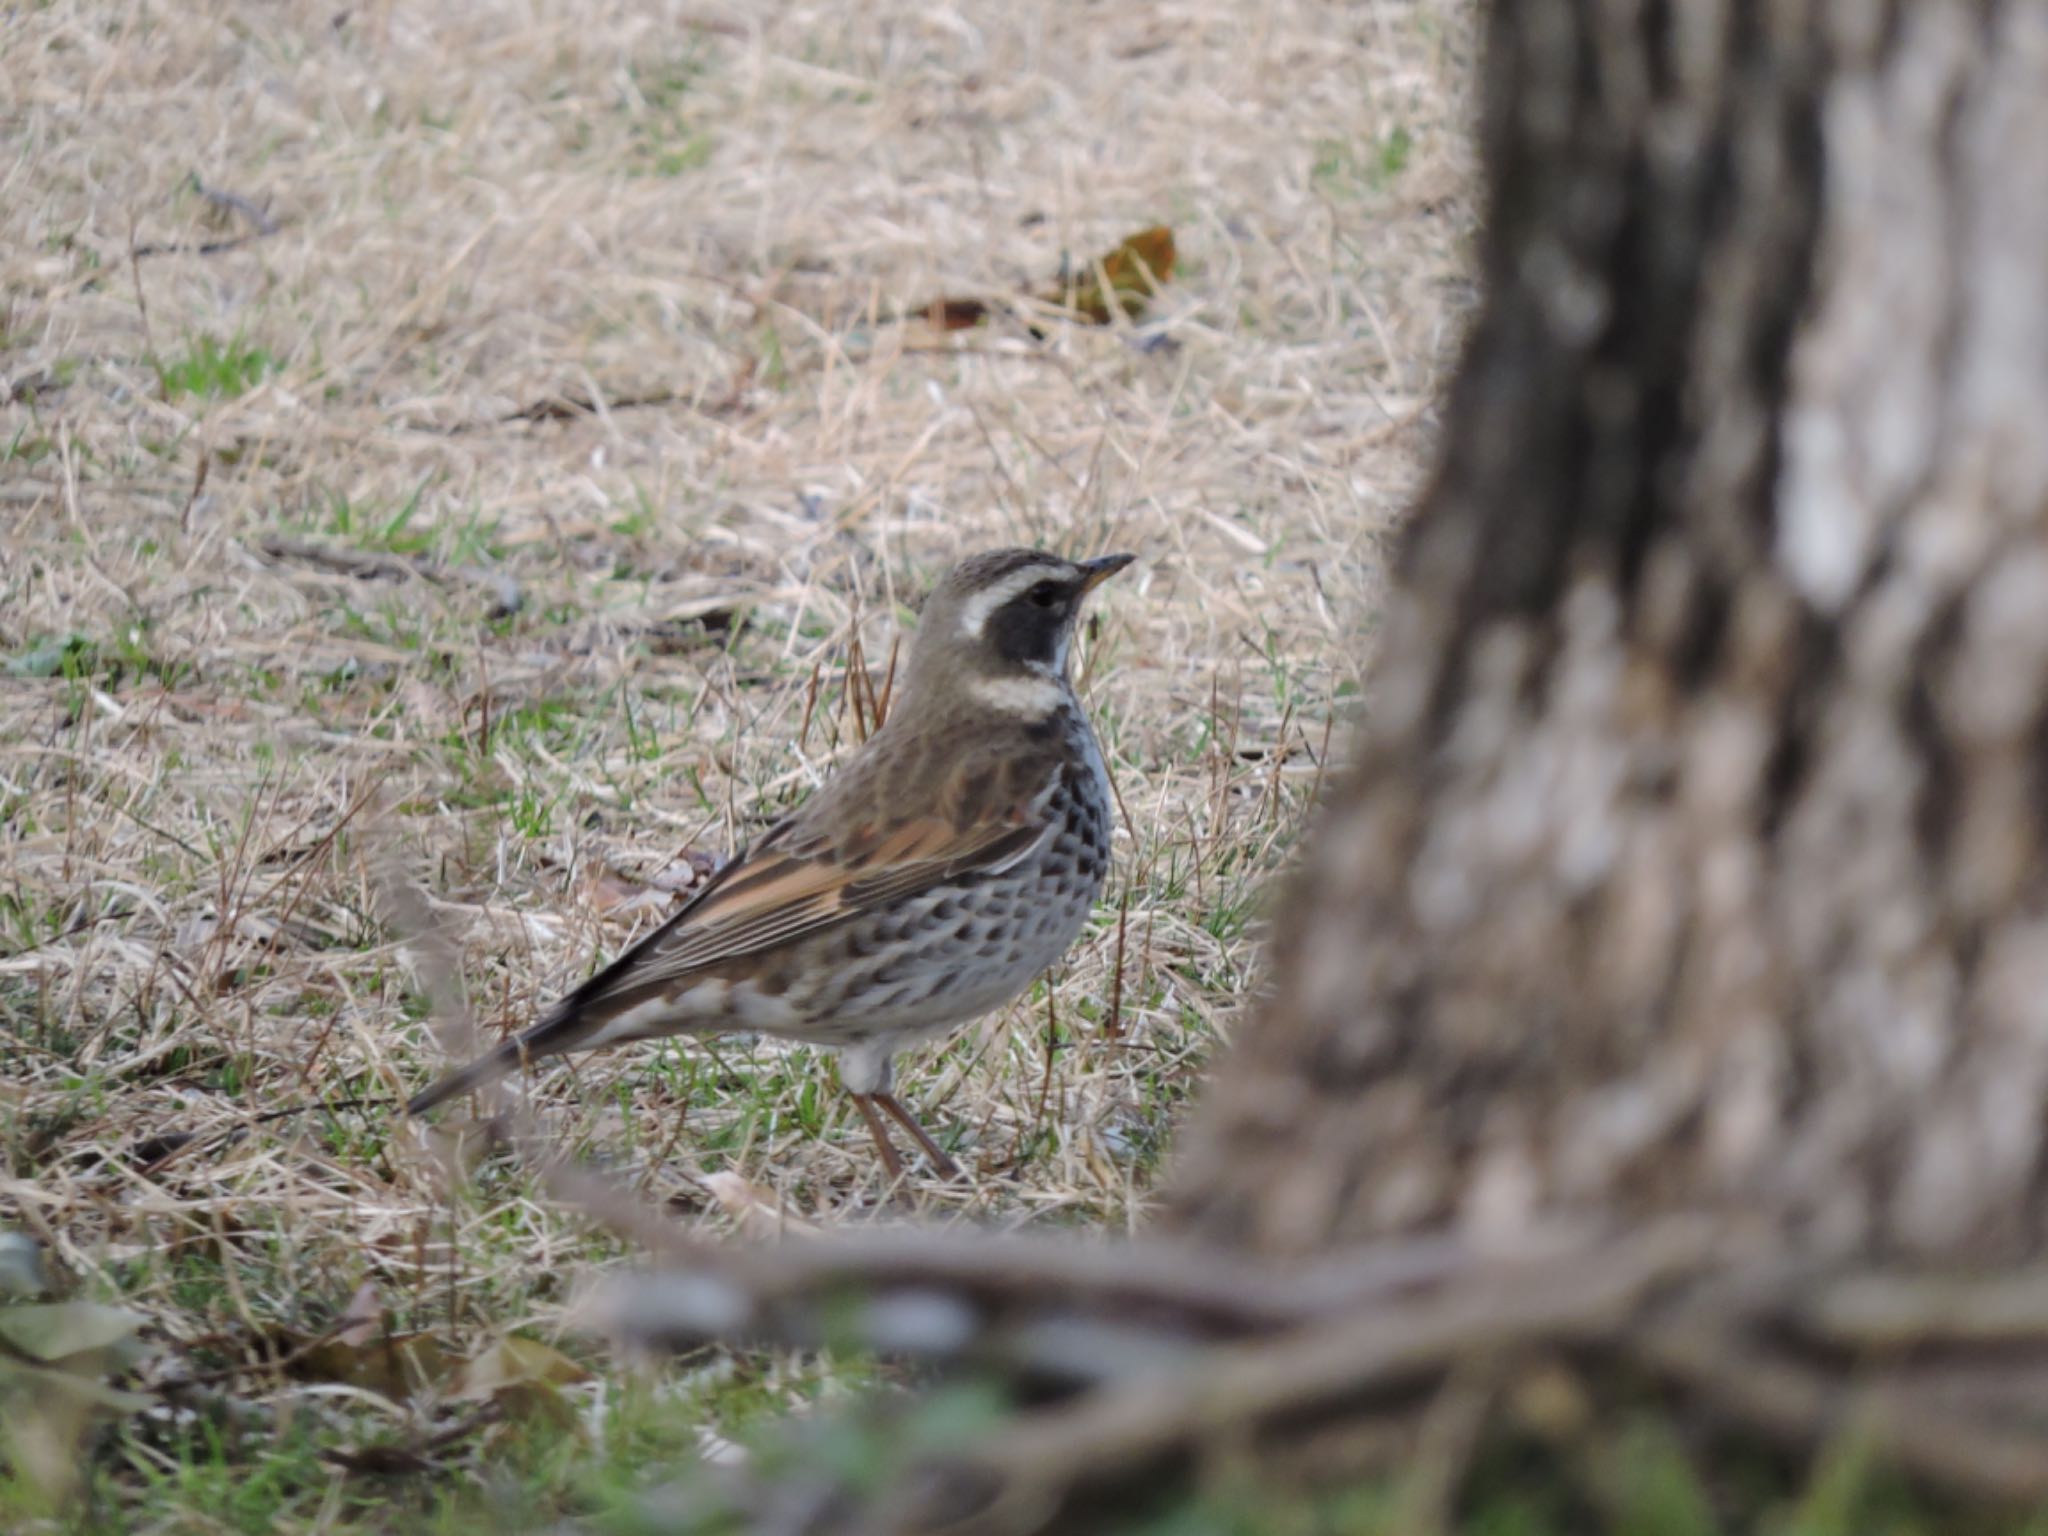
[406,548,1135,1179]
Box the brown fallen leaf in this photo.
[588,868,671,918]
[287,1282,452,1401]
[452,1335,592,1429]
[1047,225,1176,325]
[451,1335,591,1399]
[293,1330,452,1401]
[913,225,1176,333]
[924,297,989,331]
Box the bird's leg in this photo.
[850,1094,907,1181]
[871,1090,962,1179]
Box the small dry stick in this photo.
[1103,893,1130,1041]
[798,657,824,752]
[178,449,209,534]
[1033,986,1060,1140]
[873,633,901,730]
[127,217,156,365]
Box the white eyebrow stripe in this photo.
[957,563,1072,640]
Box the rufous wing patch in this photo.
[595,806,1047,995]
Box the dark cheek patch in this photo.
[988,597,1063,666]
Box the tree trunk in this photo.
[1163,0,2048,1268]
[604,6,2048,1520]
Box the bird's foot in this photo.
[851,1091,962,1181]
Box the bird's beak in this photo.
[1077,553,1136,593]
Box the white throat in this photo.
[968,666,1069,715]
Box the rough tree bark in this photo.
[1164,0,2048,1269]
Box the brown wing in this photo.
[595,805,1051,993]
[588,711,1069,999]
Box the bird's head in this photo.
[904,548,1135,713]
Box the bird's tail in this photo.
[405,990,619,1116]
[405,1035,532,1116]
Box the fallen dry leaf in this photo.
[914,225,1176,332]
[294,1331,452,1401]
[451,1334,592,1400]
[588,868,669,918]
[452,1335,592,1429]
[1048,225,1176,324]
[285,1280,452,1401]
[923,296,989,331]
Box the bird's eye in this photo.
[1027,581,1062,607]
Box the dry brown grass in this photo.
[1,0,1474,1521]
